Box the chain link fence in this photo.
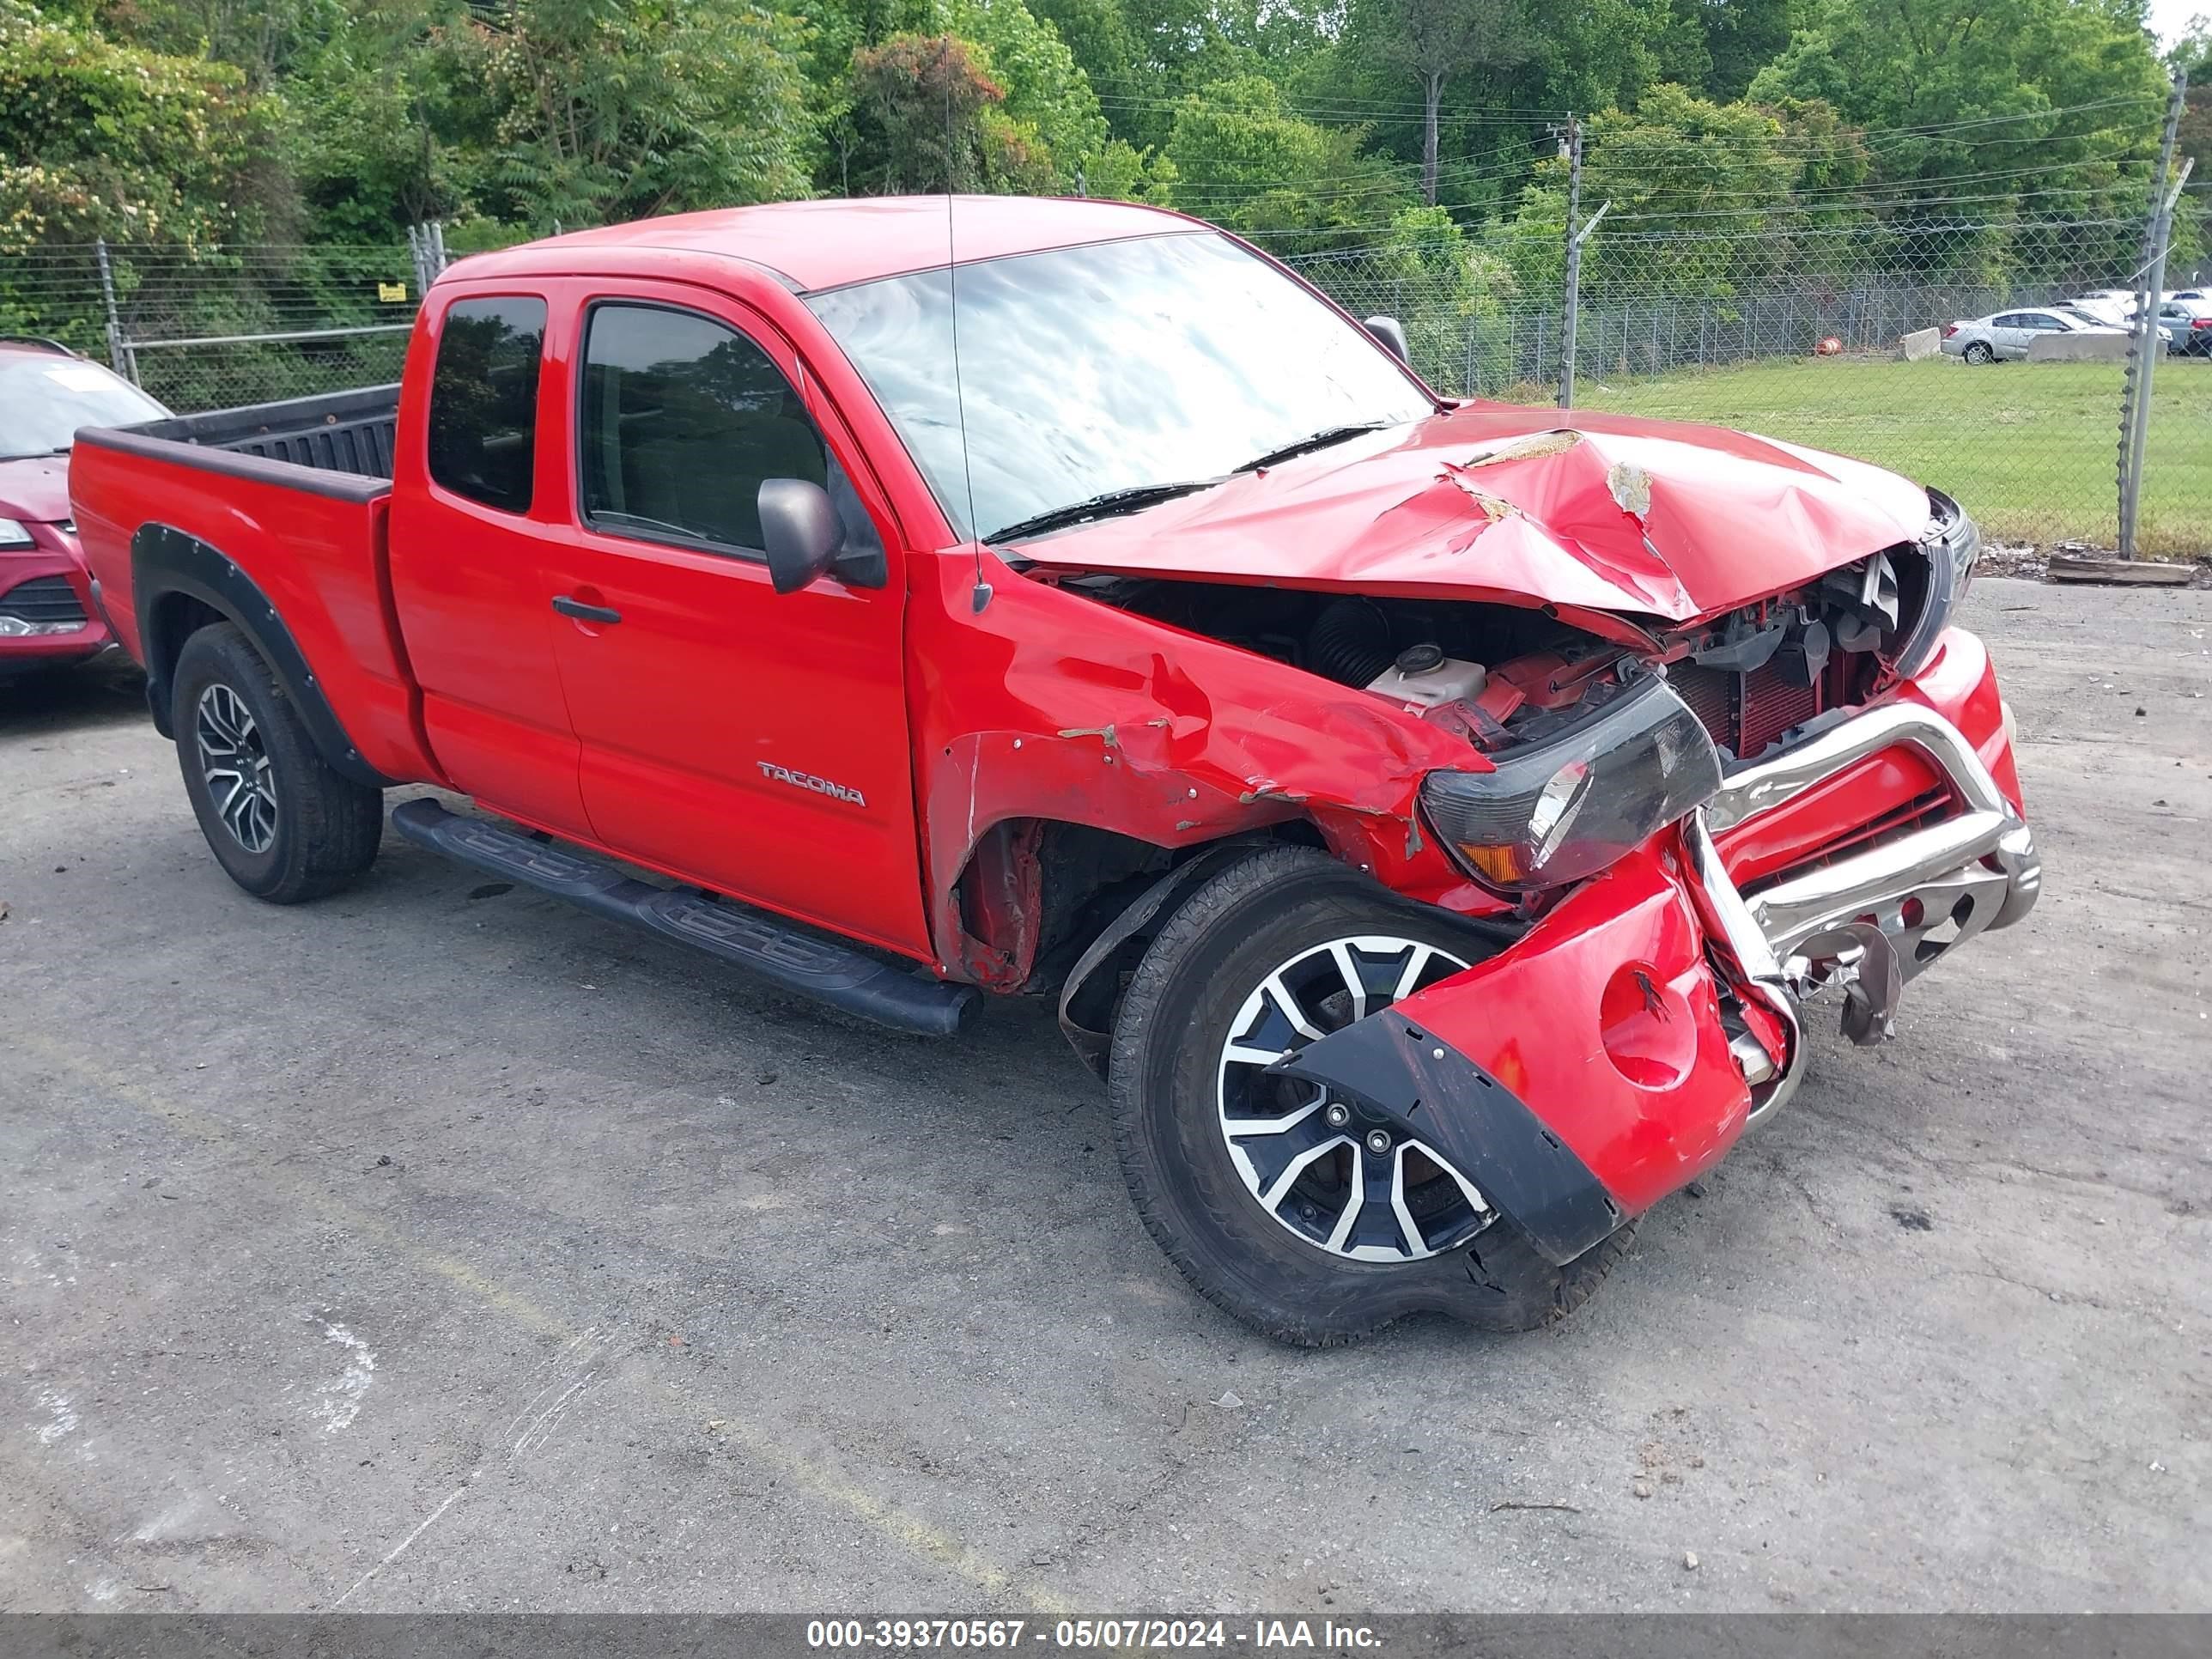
[5,213,2207,555]
[1,241,428,411]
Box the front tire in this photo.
[172,623,383,903]
[1108,847,1633,1346]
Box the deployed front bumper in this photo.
[1281,628,2041,1255]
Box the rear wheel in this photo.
[172,623,383,902]
[1108,847,1633,1346]
[1962,341,1995,364]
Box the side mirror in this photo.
[1362,315,1410,364]
[758,477,884,593]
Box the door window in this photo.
[578,303,875,557]
[426,296,547,514]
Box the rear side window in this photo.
[578,303,830,553]
[427,296,546,514]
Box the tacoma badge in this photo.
[756,761,866,807]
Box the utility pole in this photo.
[2118,69,2189,560]
[1558,116,1582,409]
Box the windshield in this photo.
[805,232,1434,543]
[0,354,167,459]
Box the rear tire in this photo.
[171,622,383,903]
[1962,341,1995,364]
[1107,846,1633,1346]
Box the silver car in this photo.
[2158,297,2212,356]
[1941,306,2127,363]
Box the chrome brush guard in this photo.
[1680,702,2042,1123]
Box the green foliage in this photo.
[1748,0,2170,214]
[1163,75,1419,251]
[0,0,282,247]
[945,0,1109,184]
[0,0,2187,313]
[468,0,818,231]
[1366,204,1519,384]
[845,32,1019,193]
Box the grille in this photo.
[1669,661,1821,760]
[0,574,88,627]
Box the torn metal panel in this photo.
[907,556,1502,980]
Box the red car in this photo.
[70,198,2039,1343]
[0,337,167,677]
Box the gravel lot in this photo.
[3,580,2206,1613]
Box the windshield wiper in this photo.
[1234,421,1391,474]
[984,479,1218,544]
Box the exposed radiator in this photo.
[1670,661,1822,760]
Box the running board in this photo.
[390,799,977,1036]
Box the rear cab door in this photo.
[529,273,933,959]
[387,283,594,838]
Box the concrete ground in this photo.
[2,580,2206,1614]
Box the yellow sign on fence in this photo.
[377,282,410,302]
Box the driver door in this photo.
[538,283,930,958]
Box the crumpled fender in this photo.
[907,554,1500,984]
[1277,844,1752,1255]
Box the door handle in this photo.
[551,594,622,625]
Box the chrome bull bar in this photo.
[1680,702,2043,1124]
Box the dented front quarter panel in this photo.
[908,553,1500,984]
[1386,844,1753,1218]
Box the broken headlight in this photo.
[1421,674,1723,893]
[1893,489,1982,680]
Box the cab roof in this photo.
[456,197,1206,295]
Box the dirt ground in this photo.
[2,579,2206,1613]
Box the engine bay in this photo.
[1048,545,1926,763]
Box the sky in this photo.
[2148,0,2203,49]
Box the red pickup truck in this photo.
[71,197,2040,1344]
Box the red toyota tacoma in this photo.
[70,198,2040,1343]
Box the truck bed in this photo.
[126,385,401,480]
[70,382,437,784]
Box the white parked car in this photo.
[1941,306,2126,363]
[2063,291,2135,325]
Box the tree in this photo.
[846,33,1018,193]
[0,0,282,247]
[1501,85,1858,301]
[1748,0,2170,217]
[1370,0,1526,204]
[1161,75,1418,249]
[944,0,1110,185]
[467,0,817,231]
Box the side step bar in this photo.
[390,799,978,1037]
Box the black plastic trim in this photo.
[1271,1010,1624,1265]
[1055,845,1256,1079]
[392,799,978,1036]
[78,422,394,503]
[130,522,394,788]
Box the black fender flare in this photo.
[1273,1010,1626,1265]
[1056,842,1263,1079]
[131,522,393,791]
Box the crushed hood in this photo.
[1013,404,1935,623]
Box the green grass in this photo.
[1574,355,2212,557]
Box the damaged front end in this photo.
[1250,632,2040,1257]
